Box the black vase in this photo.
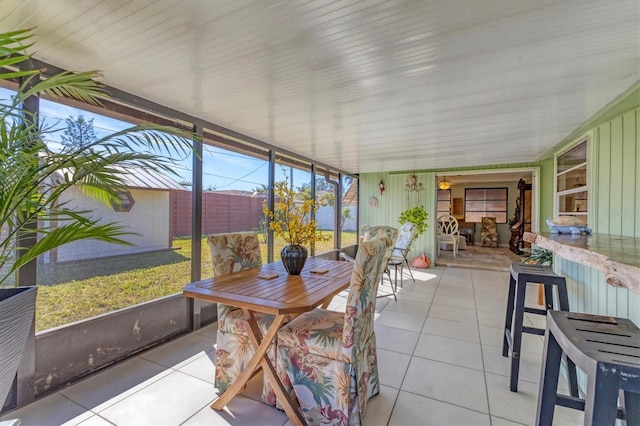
[281,245,308,275]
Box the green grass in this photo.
[35,232,356,331]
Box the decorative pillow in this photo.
[551,216,585,226]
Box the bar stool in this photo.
[502,263,579,394]
[536,311,640,425]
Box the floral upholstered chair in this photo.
[277,237,392,426]
[208,232,278,405]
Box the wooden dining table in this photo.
[183,258,354,426]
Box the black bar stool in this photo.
[502,263,579,394]
[536,311,640,425]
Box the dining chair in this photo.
[388,222,418,287]
[207,231,278,405]
[437,214,460,257]
[364,226,399,299]
[277,237,392,426]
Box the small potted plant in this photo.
[398,205,429,238]
[263,178,328,275]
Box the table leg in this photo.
[242,310,306,426]
[211,314,285,410]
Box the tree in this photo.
[0,28,192,286]
[61,115,98,147]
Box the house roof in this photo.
[52,166,185,191]
[1,1,638,173]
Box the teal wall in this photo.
[540,104,640,325]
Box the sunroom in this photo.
[0,1,638,425]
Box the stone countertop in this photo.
[523,232,640,294]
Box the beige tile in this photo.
[60,357,171,413]
[178,352,216,384]
[361,385,399,425]
[183,395,287,426]
[481,324,543,356]
[396,288,435,303]
[432,294,477,310]
[193,322,218,340]
[75,415,114,426]
[491,415,527,425]
[485,373,583,425]
[477,310,506,327]
[402,357,488,413]
[482,344,544,385]
[435,285,475,299]
[98,371,216,425]
[474,287,509,302]
[375,324,420,355]
[375,309,426,332]
[399,280,438,293]
[475,298,507,313]
[428,304,478,324]
[383,299,431,315]
[439,279,474,290]
[414,334,483,370]
[389,391,490,425]
[422,317,480,343]
[0,393,91,426]
[479,325,505,347]
[377,348,411,389]
[139,333,216,369]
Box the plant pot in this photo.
[281,245,308,275]
[0,286,37,408]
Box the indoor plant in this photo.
[262,178,328,274]
[0,28,191,407]
[398,205,429,238]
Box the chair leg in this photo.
[403,256,415,283]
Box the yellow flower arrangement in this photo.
[263,179,329,247]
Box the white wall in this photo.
[46,187,171,263]
[316,205,358,231]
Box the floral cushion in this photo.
[207,232,279,405]
[278,309,346,362]
[277,237,391,426]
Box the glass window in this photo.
[437,189,451,218]
[34,99,195,332]
[341,175,357,248]
[201,135,270,262]
[464,188,508,223]
[555,139,588,224]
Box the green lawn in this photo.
[35,232,356,331]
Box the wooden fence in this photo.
[169,190,265,239]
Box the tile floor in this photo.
[1,266,584,426]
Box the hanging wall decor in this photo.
[405,174,424,207]
[405,174,424,192]
[369,196,378,208]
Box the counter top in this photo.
[523,232,640,295]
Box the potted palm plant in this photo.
[0,28,192,408]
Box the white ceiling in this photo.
[1,0,638,174]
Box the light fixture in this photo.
[438,176,451,190]
[379,180,385,195]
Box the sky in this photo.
[2,87,314,192]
